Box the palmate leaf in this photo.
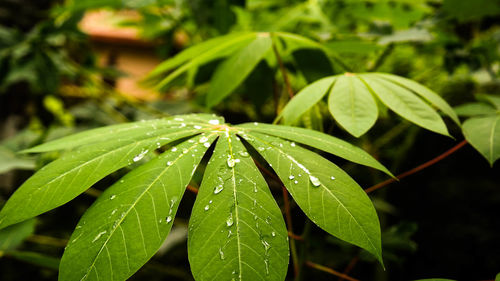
[0,114,391,281]
[279,72,456,137]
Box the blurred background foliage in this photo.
[0,0,499,280]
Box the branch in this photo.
[365,140,468,193]
[305,261,360,281]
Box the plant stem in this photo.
[339,255,359,281]
[186,185,199,194]
[271,42,294,99]
[26,234,68,247]
[84,188,102,197]
[365,140,468,193]
[282,186,300,278]
[305,261,360,281]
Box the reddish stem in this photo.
[305,261,360,281]
[186,185,199,194]
[365,140,468,193]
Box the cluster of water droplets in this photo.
[132,148,149,162]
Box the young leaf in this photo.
[0,128,201,229]
[59,134,217,281]
[206,34,273,107]
[155,33,257,90]
[242,132,383,265]
[462,114,500,166]
[328,75,378,137]
[188,133,288,281]
[237,123,393,177]
[360,75,450,136]
[277,77,336,125]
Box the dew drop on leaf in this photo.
[203,142,210,148]
[271,231,276,237]
[92,231,107,243]
[199,136,209,143]
[289,175,294,180]
[110,195,116,200]
[238,151,249,157]
[331,176,336,180]
[226,213,234,227]
[133,149,148,162]
[171,147,178,152]
[291,142,296,147]
[294,180,298,184]
[214,185,224,194]
[219,247,225,260]
[209,119,220,125]
[194,125,202,129]
[166,216,172,223]
[167,161,173,166]
[309,175,321,187]
[204,205,210,211]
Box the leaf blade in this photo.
[462,114,500,166]
[188,133,289,281]
[328,75,378,137]
[59,133,217,281]
[236,123,393,177]
[206,34,273,107]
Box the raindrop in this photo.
[227,230,233,238]
[133,149,148,162]
[204,205,210,211]
[253,122,258,126]
[309,175,321,187]
[330,176,336,180]
[171,147,178,152]
[156,142,161,148]
[166,216,172,223]
[238,151,249,157]
[289,175,294,180]
[294,180,298,184]
[199,136,209,143]
[257,147,265,151]
[271,231,276,237]
[219,247,225,260]
[167,161,173,166]
[203,142,211,148]
[194,125,202,129]
[111,209,117,215]
[110,195,116,200]
[209,200,213,204]
[188,140,195,143]
[179,123,186,128]
[92,231,107,243]
[226,213,234,227]
[183,148,189,153]
[209,119,220,125]
[174,117,184,121]
[227,158,237,168]
[214,185,224,194]
[264,259,270,275]
[291,142,296,147]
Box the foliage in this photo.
[0,114,394,281]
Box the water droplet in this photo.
[174,117,184,121]
[209,119,220,125]
[171,147,178,152]
[167,161,173,166]
[179,123,186,128]
[331,176,336,180]
[227,158,237,168]
[227,230,233,238]
[294,180,298,184]
[156,142,161,148]
[209,200,213,204]
[204,142,211,148]
[253,122,258,126]
[188,139,195,143]
[264,259,270,275]
[133,149,148,162]
[226,213,234,227]
[199,136,209,143]
[291,142,296,147]
[183,148,189,153]
[110,195,116,200]
[204,205,210,211]
[238,151,249,157]
[309,175,321,187]
[166,216,172,223]
[257,147,265,151]
[194,125,202,129]
[92,231,107,242]
[271,231,276,237]
[219,247,225,260]
[289,175,294,180]
[214,185,224,194]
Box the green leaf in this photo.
[242,132,383,265]
[206,34,273,107]
[237,122,393,177]
[6,251,60,270]
[277,77,336,125]
[360,75,450,136]
[372,73,460,125]
[328,75,378,137]
[454,102,497,117]
[60,134,217,281]
[0,146,35,173]
[188,133,288,281]
[477,94,500,110]
[462,114,500,166]
[0,219,35,251]
[22,114,223,153]
[0,128,202,229]
[155,33,257,90]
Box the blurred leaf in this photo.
[462,114,500,166]
[292,48,333,83]
[206,34,272,107]
[454,103,496,117]
[7,251,60,270]
[0,146,35,174]
[0,219,35,251]
[442,0,500,22]
[379,28,433,45]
